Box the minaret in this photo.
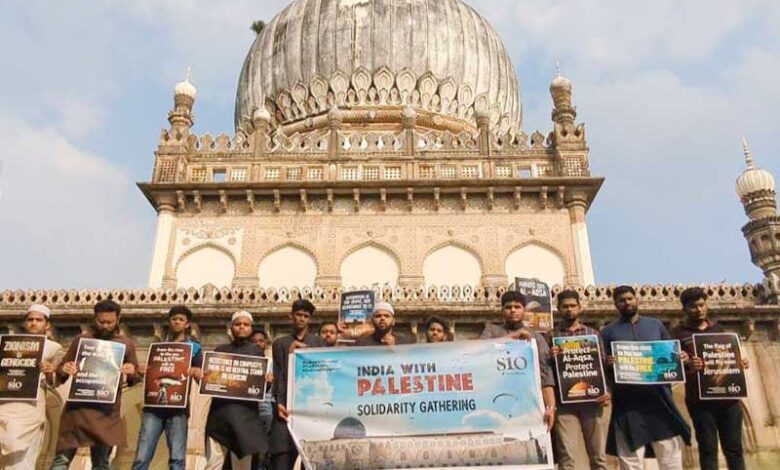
[549,65,595,286]
[148,70,197,288]
[168,67,197,136]
[736,138,780,299]
[550,63,576,126]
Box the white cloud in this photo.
[296,371,334,408]
[0,115,152,289]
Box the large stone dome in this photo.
[235,0,522,134]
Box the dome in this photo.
[235,0,522,134]
[333,417,366,439]
[737,168,775,199]
[736,139,775,199]
[175,68,197,99]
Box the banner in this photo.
[0,334,46,401]
[612,340,685,385]
[68,338,126,404]
[693,333,747,400]
[514,278,552,331]
[552,335,606,404]
[144,342,193,408]
[288,340,554,470]
[199,351,268,402]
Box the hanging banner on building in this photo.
[552,335,606,404]
[0,334,46,401]
[612,340,685,385]
[68,338,126,404]
[199,351,267,402]
[143,342,192,408]
[514,278,553,331]
[288,339,554,470]
[693,333,747,400]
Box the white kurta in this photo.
[0,338,64,470]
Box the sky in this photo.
[1,0,779,289]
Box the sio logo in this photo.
[170,393,184,402]
[96,389,111,398]
[248,385,261,396]
[496,349,528,375]
[8,380,23,390]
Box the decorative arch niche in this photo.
[423,244,482,287]
[175,246,235,289]
[340,245,400,288]
[258,245,318,289]
[504,242,566,287]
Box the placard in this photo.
[514,278,553,331]
[552,335,607,403]
[612,340,685,384]
[68,338,126,404]
[0,334,46,401]
[199,351,268,402]
[288,339,554,470]
[144,342,193,408]
[693,333,747,400]
[339,290,375,324]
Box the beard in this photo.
[94,327,115,339]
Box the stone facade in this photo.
[2,0,780,468]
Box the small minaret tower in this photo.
[169,67,197,136]
[736,138,780,299]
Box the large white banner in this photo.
[288,339,553,470]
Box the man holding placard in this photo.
[671,287,748,470]
[354,302,416,346]
[270,299,322,470]
[0,304,63,470]
[548,290,610,470]
[480,290,557,431]
[131,305,203,470]
[602,286,691,470]
[203,310,269,470]
[50,300,140,470]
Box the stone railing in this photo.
[152,123,573,185]
[0,283,767,311]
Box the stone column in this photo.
[566,193,595,286]
[148,198,176,288]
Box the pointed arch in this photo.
[340,241,401,288]
[175,243,236,289]
[504,240,567,287]
[422,242,483,288]
[258,243,319,289]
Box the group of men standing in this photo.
[0,285,749,470]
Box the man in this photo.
[671,287,748,470]
[354,302,415,346]
[480,291,556,431]
[205,311,268,470]
[548,290,611,470]
[50,300,140,470]
[251,327,274,470]
[251,328,271,354]
[318,321,339,347]
[602,285,691,470]
[131,305,203,470]
[0,304,64,470]
[423,315,453,343]
[270,300,323,470]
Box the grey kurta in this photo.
[55,332,140,451]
